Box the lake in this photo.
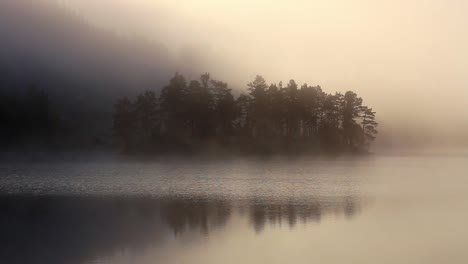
[1,154,468,264]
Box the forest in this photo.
[0,1,379,154]
[113,73,378,154]
[0,86,57,147]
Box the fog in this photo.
[2,0,468,149]
[63,0,468,148]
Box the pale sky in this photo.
[64,0,468,145]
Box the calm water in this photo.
[1,154,468,264]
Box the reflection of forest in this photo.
[0,195,361,264]
[245,197,360,233]
[160,197,232,235]
[0,196,165,264]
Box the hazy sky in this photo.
[63,0,468,143]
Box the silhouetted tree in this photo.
[247,75,270,138]
[159,73,188,143]
[283,80,301,140]
[342,91,364,149]
[112,72,378,154]
[134,91,159,149]
[267,83,285,138]
[186,75,215,140]
[211,79,236,140]
[299,84,323,141]
[234,94,251,134]
[319,92,344,151]
[360,106,378,150]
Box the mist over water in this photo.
[2,1,468,264]
[2,154,468,264]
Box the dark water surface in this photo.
[1,154,468,264]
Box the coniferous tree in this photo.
[360,106,378,149]
[159,73,188,142]
[283,80,300,139]
[342,91,364,149]
[186,77,214,139]
[319,92,343,151]
[267,83,285,138]
[212,79,236,139]
[134,91,159,148]
[247,75,270,139]
[299,84,323,141]
[112,72,378,154]
[234,94,251,139]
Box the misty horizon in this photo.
[63,0,468,148]
[2,2,468,264]
[1,0,467,151]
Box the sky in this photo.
[63,0,468,146]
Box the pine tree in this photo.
[342,91,363,149]
[159,73,188,140]
[361,106,378,149]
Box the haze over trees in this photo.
[0,1,378,153]
[114,73,378,154]
[0,0,172,149]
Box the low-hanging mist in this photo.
[64,0,468,150]
[1,0,468,151]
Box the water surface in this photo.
[1,154,467,264]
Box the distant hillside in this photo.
[0,0,179,148]
[0,0,175,110]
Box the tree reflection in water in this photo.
[0,195,362,264]
[246,197,360,233]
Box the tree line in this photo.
[0,86,57,147]
[1,85,108,149]
[113,73,378,154]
